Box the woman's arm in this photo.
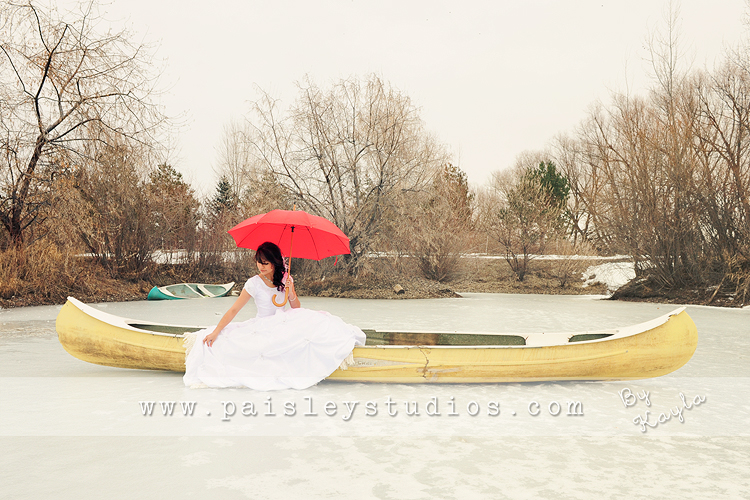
[203,289,252,346]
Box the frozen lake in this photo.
[1,293,749,499]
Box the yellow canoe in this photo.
[55,297,697,382]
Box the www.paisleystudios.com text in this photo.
[139,396,585,421]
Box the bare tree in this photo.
[214,119,255,204]
[242,75,446,270]
[214,120,289,218]
[0,0,165,249]
[393,163,474,282]
[547,7,750,304]
[573,3,708,290]
[552,133,605,247]
[694,55,750,259]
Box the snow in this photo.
[583,260,636,293]
[1,293,748,499]
[474,253,637,293]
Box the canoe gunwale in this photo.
[65,297,208,338]
[60,297,686,349]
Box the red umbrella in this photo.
[227,209,350,306]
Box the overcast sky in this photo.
[61,0,748,194]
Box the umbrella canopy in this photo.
[227,209,350,260]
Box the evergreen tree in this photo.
[212,176,236,216]
[529,161,570,210]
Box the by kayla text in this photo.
[618,388,706,433]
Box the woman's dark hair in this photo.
[255,241,286,290]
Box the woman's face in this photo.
[256,256,274,277]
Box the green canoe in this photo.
[146,282,235,300]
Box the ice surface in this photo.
[1,293,748,499]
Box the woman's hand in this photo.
[203,289,252,347]
[203,329,220,347]
[286,274,301,308]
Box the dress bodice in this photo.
[243,275,287,318]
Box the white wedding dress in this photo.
[183,275,366,390]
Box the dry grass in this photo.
[295,255,610,299]
[0,243,253,308]
[450,256,609,295]
[0,244,149,307]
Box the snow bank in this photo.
[582,261,635,293]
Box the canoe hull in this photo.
[56,299,188,371]
[328,310,697,382]
[55,298,697,382]
[146,287,176,300]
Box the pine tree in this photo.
[212,176,236,216]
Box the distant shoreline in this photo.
[3,255,743,309]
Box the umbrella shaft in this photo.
[288,205,296,277]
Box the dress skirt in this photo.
[183,308,366,390]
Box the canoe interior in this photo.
[166,284,204,298]
[200,284,230,295]
[147,282,234,300]
[363,330,526,346]
[129,323,204,335]
[123,323,613,346]
[568,333,615,342]
[361,330,612,346]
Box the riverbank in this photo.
[0,255,615,308]
[2,254,744,308]
[298,257,615,299]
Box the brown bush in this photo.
[390,165,474,283]
[547,239,597,288]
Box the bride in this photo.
[183,242,366,390]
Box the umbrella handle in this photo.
[272,287,289,307]
[272,225,294,307]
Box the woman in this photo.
[184,242,366,390]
